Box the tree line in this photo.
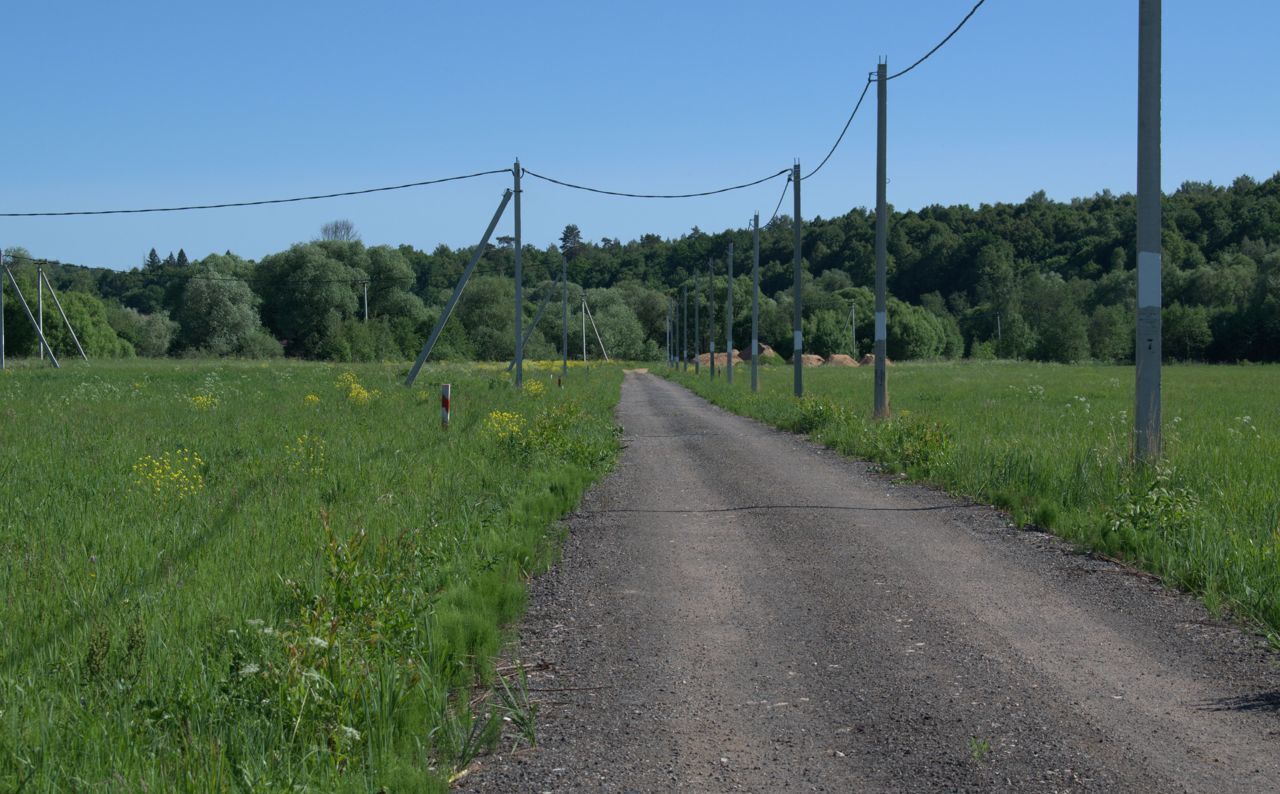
[3,171,1277,364]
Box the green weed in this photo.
[0,359,622,789]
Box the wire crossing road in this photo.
[464,372,1280,792]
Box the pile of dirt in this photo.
[788,353,826,367]
[694,351,745,368]
[740,344,780,361]
[858,353,894,366]
[826,354,859,367]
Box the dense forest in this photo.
[3,172,1278,364]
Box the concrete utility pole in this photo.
[513,160,524,389]
[37,265,44,360]
[682,285,689,371]
[666,298,672,365]
[694,277,700,374]
[708,259,716,379]
[751,212,760,392]
[562,255,568,375]
[363,281,369,323]
[582,298,587,362]
[726,241,734,384]
[874,62,890,420]
[850,303,857,359]
[406,189,512,386]
[1,259,5,371]
[42,271,87,361]
[1135,0,1162,462]
[792,162,803,397]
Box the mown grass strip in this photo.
[663,361,1280,640]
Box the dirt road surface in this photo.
[462,372,1280,792]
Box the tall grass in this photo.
[0,358,620,790]
[665,361,1280,636]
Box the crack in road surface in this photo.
[463,372,1280,792]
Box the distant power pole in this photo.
[561,255,568,375]
[363,281,369,323]
[708,259,716,379]
[666,298,672,365]
[513,160,524,389]
[682,285,689,371]
[874,62,890,420]
[1135,0,1162,462]
[850,303,857,359]
[694,278,700,374]
[38,265,44,360]
[792,162,803,398]
[725,241,734,384]
[751,212,761,392]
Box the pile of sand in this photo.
[826,354,859,367]
[695,351,745,368]
[858,354,894,366]
[740,344,780,361]
[789,353,826,367]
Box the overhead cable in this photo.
[802,78,873,181]
[886,0,986,81]
[0,169,512,217]
[768,174,793,224]
[522,167,789,199]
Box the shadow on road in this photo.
[1198,691,1280,713]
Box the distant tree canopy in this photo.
[320,219,360,242]
[5,171,1278,363]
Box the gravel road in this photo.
[462,371,1280,792]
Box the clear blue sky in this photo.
[2,1,1277,271]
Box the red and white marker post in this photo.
[441,383,451,430]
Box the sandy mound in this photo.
[694,351,745,368]
[858,354,894,366]
[740,343,780,361]
[788,353,825,367]
[826,354,859,367]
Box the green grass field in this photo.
[0,359,621,791]
[665,361,1280,637]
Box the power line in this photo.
[768,174,793,225]
[522,167,789,199]
[0,169,511,217]
[802,77,873,181]
[886,0,986,81]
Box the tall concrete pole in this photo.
[850,303,857,359]
[513,160,524,388]
[666,298,672,365]
[561,255,568,375]
[1135,0,1162,462]
[708,259,716,379]
[751,212,760,392]
[682,285,689,371]
[725,241,734,384]
[38,265,44,360]
[694,278,700,374]
[1,259,5,371]
[874,62,890,420]
[792,163,803,397]
[363,281,369,323]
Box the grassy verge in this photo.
[662,361,1280,638]
[0,358,621,791]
